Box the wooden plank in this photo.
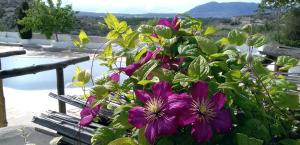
[0,50,26,58]
[56,67,66,113]
[48,92,114,119]
[260,45,300,59]
[0,56,90,79]
[0,59,7,127]
[33,115,93,145]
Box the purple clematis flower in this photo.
[119,48,160,76]
[79,96,101,126]
[158,16,180,31]
[128,81,190,144]
[110,73,120,82]
[157,55,185,70]
[177,81,232,143]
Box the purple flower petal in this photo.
[118,63,141,76]
[145,122,159,144]
[87,96,96,104]
[152,81,172,98]
[176,109,197,126]
[128,107,147,129]
[190,81,209,101]
[158,19,171,27]
[191,121,213,143]
[79,114,94,126]
[171,16,180,31]
[139,51,153,64]
[211,109,232,133]
[211,92,226,110]
[91,105,100,116]
[150,33,158,38]
[157,115,177,136]
[166,93,191,115]
[134,90,152,103]
[80,107,91,117]
[110,73,120,82]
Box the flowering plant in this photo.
[73,14,300,145]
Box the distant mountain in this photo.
[186,2,258,18]
[76,2,259,18]
[77,12,176,18]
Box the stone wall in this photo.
[0,0,32,30]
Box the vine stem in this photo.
[89,40,113,85]
[250,64,291,119]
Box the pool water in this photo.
[1,56,125,90]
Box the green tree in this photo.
[17,1,32,39]
[18,0,75,41]
[260,0,299,8]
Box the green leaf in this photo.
[112,105,133,130]
[137,80,154,86]
[276,56,299,71]
[90,85,109,99]
[138,25,154,34]
[122,31,139,49]
[116,21,128,33]
[157,137,173,145]
[107,30,119,40]
[134,47,147,62]
[72,66,90,87]
[100,44,113,58]
[154,25,172,39]
[236,133,264,145]
[178,44,198,57]
[173,73,196,84]
[108,137,137,145]
[49,136,62,145]
[92,128,121,145]
[228,30,247,46]
[279,139,300,145]
[276,92,299,109]
[79,30,89,44]
[104,13,119,30]
[188,55,210,79]
[219,37,230,45]
[134,60,158,80]
[195,36,218,55]
[230,70,242,79]
[247,34,265,48]
[138,129,150,145]
[204,26,217,35]
[152,68,175,82]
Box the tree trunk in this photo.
[0,60,7,127]
[55,32,59,42]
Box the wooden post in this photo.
[0,59,7,127]
[56,67,66,114]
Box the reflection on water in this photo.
[2,56,125,90]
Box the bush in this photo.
[17,1,32,39]
[71,14,300,145]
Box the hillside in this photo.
[77,2,259,18]
[186,2,258,18]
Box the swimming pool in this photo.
[1,56,125,90]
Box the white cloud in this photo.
[61,0,261,13]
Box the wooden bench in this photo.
[33,93,115,145]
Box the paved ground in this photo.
[0,126,56,145]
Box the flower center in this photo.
[145,97,165,121]
[192,99,216,123]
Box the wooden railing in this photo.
[0,50,90,127]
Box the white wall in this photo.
[0,31,106,49]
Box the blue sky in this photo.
[60,0,261,14]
